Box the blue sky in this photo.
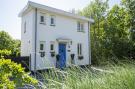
[0,0,120,39]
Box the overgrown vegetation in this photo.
[35,62,135,89]
[79,0,135,65]
[0,31,21,57]
[0,58,37,88]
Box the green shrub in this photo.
[0,49,11,58]
[0,58,38,89]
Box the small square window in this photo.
[50,44,54,50]
[77,22,84,32]
[40,44,44,50]
[40,16,44,22]
[50,41,55,52]
[50,15,55,26]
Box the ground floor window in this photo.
[77,43,82,56]
[39,41,45,57]
[50,41,55,52]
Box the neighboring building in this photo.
[19,1,94,71]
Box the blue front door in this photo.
[59,43,66,69]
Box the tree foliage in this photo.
[80,0,135,65]
[0,31,21,57]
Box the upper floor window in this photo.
[40,16,44,22]
[77,22,84,32]
[40,13,46,24]
[24,22,26,33]
[50,15,56,26]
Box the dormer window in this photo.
[50,15,55,26]
[77,22,84,32]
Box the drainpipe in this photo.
[34,8,37,76]
[88,21,91,65]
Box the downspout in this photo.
[88,21,91,65]
[34,8,37,74]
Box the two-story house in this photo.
[19,1,93,71]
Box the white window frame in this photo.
[40,13,46,24]
[39,41,45,57]
[50,15,56,26]
[39,41,45,52]
[77,22,84,32]
[77,43,83,56]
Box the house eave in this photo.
[18,1,94,22]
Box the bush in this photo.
[0,49,11,58]
[0,58,38,89]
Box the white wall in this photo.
[35,9,90,70]
[21,8,90,71]
[21,10,34,56]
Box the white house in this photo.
[19,1,93,71]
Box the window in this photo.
[77,22,80,31]
[50,42,55,52]
[39,41,45,57]
[77,22,84,32]
[50,15,55,26]
[50,44,54,50]
[77,43,82,56]
[40,13,46,24]
[40,41,45,51]
[40,44,44,50]
[24,22,26,33]
[40,16,44,23]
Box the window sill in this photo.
[77,31,85,33]
[50,51,55,53]
[40,22,46,25]
[50,24,55,26]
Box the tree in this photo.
[79,0,109,64]
[122,0,135,41]
[103,5,130,59]
[0,31,21,57]
[0,31,14,50]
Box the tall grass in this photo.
[37,62,135,89]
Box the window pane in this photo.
[50,44,54,50]
[77,44,79,55]
[80,44,82,55]
[77,22,80,31]
[51,17,54,24]
[81,24,84,31]
[24,22,26,33]
[40,16,44,22]
[40,44,44,50]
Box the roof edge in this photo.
[18,1,94,22]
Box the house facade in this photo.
[19,1,93,71]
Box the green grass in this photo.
[37,62,135,89]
